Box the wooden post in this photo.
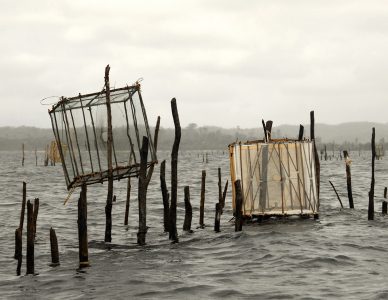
[20,182,26,231]
[169,98,181,243]
[298,125,304,141]
[35,148,37,166]
[368,127,375,220]
[218,168,222,205]
[137,136,149,246]
[124,177,131,226]
[328,180,344,208]
[15,228,22,275]
[78,184,89,268]
[160,160,170,232]
[383,187,387,215]
[26,200,34,275]
[33,198,39,240]
[310,111,320,201]
[183,186,192,232]
[214,203,221,233]
[265,120,273,140]
[221,180,228,211]
[343,151,354,209]
[50,227,60,266]
[22,143,25,167]
[199,170,206,228]
[234,180,243,232]
[104,64,114,243]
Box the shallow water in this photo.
[1,150,388,299]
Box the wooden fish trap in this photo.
[49,81,157,190]
[229,138,319,219]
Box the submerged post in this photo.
[199,170,206,228]
[33,198,39,240]
[137,136,149,246]
[368,128,376,220]
[105,64,114,243]
[169,98,180,243]
[214,203,221,232]
[19,182,26,231]
[78,184,89,268]
[124,177,131,226]
[160,160,170,232]
[234,180,243,232]
[15,228,22,276]
[383,187,387,215]
[26,200,34,275]
[310,111,320,200]
[183,186,192,232]
[343,151,354,209]
[50,227,60,266]
[22,143,25,167]
[298,125,304,141]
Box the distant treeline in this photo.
[0,122,387,151]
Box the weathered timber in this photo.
[124,177,131,226]
[35,148,37,166]
[199,170,206,228]
[22,143,25,167]
[218,168,222,205]
[15,228,22,276]
[310,111,320,201]
[298,125,304,141]
[26,200,34,275]
[265,120,273,140]
[221,180,228,211]
[183,186,192,232]
[169,98,180,242]
[160,160,170,232]
[343,150,354,209]
[324,145,328,161]
[19,182,26,231]
[328,180,344,208]
[33,198,39,240]
[235,180,243,232]
[105,64,114,243]
[137,136,149,246]
[214,203,221,233]
[368,128,376,220]
[78,184,89,268]
[50,227,60,266]
[383,187,387,215]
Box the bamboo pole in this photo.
[50,227,60,266]
[26,200,34,275]
[78,184,89,268]
[160,160,170,232]
[137,137,149,246]
[368,127,376,220]
[124,177,131,226]
[169,98,180,243]
[183,186,192,232]
[105,64,114,243]
[199,170,206,228]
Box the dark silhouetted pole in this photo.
[183,186,192,232]
[368,128,376,220]
[383,187,387,215]
[329,180,344,208]
[298,125,304,141]
[78,184,89,268]
[26,200,34,275]
[235,180,243,232]
[15,228,22,275]
[33,198,39,240]
[199,170,206,228]
[137,136,149,246]
[343,151,354,209]
[124,177,130,226]
[160,160,170,232]
[50,227,60,266]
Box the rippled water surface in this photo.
[1,150,388,299]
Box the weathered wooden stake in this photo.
[328,180,344,208]
[105,64,114,243]
[15,228,22,275]
[33,198,39,240]
[20,182,26,231]
[169,98,180,242]
[343,150,354,209]
[124,177,131,226]
[234,180,243,232]
[266,120,273,140]
[137,136,149,246]
[78,184,89,268]
[199,170,206,228]
[26,200,34,275]
[160,160,170,232]
[221,180,228,211]
[22,143,25,166]
[50,227,60,266]
[298,125,304,141]
[218,168,222,204]
[368,127,376,220]
[310,111,320,201]
[214,203,221,233]
[183,186,192,232]
[324,145,328,161]
[383,187,387,215]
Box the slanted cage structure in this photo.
[49,83,157,190]
[229,139,319,217]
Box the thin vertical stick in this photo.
[33,198,39,240]
[124,177,131,226]
[343,151,354,209]
[160,160,170,232]
[214,203,221,232]
[218,168,222,205]
[19,182,26,231]
[199,170,206,228]
[329,180,344,208]
[310,111,320,202]
[137,136,149,246]
[368,127,376,220]
[22,143,25,167]
[35,148,37,166]
[235,180,243,232]
[78,184,89,268]
[15,228,22,276]
[183,186,192,232]
[221,180,228,211]
[50,227,60,266]
[26,200,34,275]
[79,94,94,173]
[383,187,387,215]
[105,64,114,243]
[169,98,181,242]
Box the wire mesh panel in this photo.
[49,84,157,190]
[229,139,318,216]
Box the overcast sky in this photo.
[2,0,388,128]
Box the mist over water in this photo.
[1,150,388,299]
